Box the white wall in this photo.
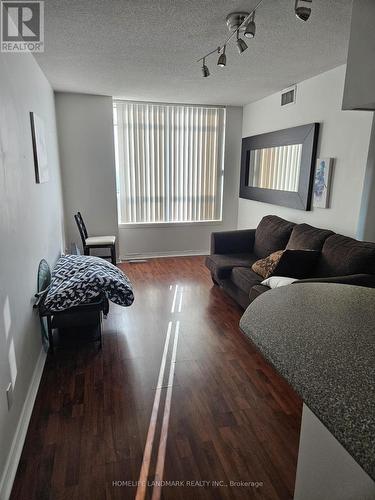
[238,65,374,237]
[343,0,375,110]
[119,106,243,258]
[0,53,64,495]
[55,93,118,254]
[294,404,375,500]
[357,120,375,242]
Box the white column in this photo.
[294,404,375,500]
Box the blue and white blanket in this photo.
[44,254,134,312]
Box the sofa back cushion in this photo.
[254,215,295,258]
[273,249,321,278]
[314,234,375,277]
[286,223,334,251]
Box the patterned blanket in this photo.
[44,254,134,312]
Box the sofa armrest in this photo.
[249,284,270,304]
[210,229,256,255]
[294,274,375,288]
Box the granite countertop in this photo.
[239,283,375,481]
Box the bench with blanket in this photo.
[35,254,134,352]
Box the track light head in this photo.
[244,20,256,38]
[244,14,256,39]
[295,6,311,21]
[202,58,210,77]
[295,0,311,21]
[236,31,248,54]
[217,46,226,67]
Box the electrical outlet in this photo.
[6,383,13,410]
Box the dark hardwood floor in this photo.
[11,256,302,500]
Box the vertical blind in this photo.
[113,101,226,224]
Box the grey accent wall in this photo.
[119,106,243,258]
[0,52,64,486]
[55,93,118,253]
[55,97,242,258]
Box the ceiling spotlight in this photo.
[295,0,312,21]
[198,2,312,81]
[217,46,226,67]
[202,58,210,77]
[236,30,248,54]
[244,13,256,39]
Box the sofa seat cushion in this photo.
[254,215,295,258]
[206,253,257,280]
[286,223,334,251]
[85,235,116,245]
[230,267,263,295]
[314,234,375,277]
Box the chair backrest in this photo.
[74,212,88,246]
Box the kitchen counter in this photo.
[239,283,375,481]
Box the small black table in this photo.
[38,297,107,353]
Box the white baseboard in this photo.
[0,348,47,500]
[120,250,209,261]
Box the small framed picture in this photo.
[30,112,49,183]
[313,158,333,208]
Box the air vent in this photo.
[281,85,297,107]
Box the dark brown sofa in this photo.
[206,215,375,309]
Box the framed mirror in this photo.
[239,123,319,210]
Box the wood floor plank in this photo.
[10,256,302,500]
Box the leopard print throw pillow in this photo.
[252,250,284,279]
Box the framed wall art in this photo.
[313,158,334,208]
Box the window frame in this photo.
[113,100,226,226]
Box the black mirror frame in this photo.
[239,123,320,211]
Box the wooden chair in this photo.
[74,212,117,265]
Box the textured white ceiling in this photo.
[36,0,353,105]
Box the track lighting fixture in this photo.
[217,46,226,67]
[197,0,312,77]
[295,0,312,22]
[202,58,210,78]
[244,13,256,39]
[236,30,248,54]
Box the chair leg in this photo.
[84,245,90,256]
[110,245,116,265]
[98,314,103,350]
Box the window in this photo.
[113,101,226,224]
